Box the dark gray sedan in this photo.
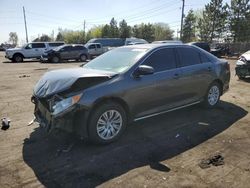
[32,44,230,144]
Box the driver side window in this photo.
[143,48,177,72]
[25,43,32,49]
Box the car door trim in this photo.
[133,100,201,121]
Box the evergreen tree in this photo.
[197,0,228,42]
[119,19,131,38]
[182,10,196,42]
[230,0,250,42]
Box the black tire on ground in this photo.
[79,54,87,62]
[13,54,23,62]
[51,56,60,63]
[88,102,127,144]
[202,81,221,108]
[238,75,245,79]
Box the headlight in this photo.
[52,94,82,115]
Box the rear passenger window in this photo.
[74,46,84,50]
[177,47,201,67]
[144,48,177,72]
[200,52,211,63]
[32,43,45,48]
[96,44,101,48]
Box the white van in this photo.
[5,42,64,62]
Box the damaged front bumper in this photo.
[235,64,250,77]
[31,96,89,139]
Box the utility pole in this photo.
[23,6,28,43]
[180,0,185,40]
[83,20,86,42]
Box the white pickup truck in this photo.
[5,42,64,62]
[84,43,108,59]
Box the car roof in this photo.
[120,43,190,50]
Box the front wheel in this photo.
[13,54,23,62]
[88,102,127,144]
[202,82,221,108]
[51,56,60,63]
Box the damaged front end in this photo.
[31,93,83,133]
[31,67,115,138]
[235,55,250,78]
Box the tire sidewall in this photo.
[80,54,87,62]
[14,54,23,62]
[88,102,127,144]
[203,82,221,108]
[52,56,59,63]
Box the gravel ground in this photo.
[0,52,249,188]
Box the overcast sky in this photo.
[0,0,231,44]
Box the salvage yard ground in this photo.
[0,51,250,188]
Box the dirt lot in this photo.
[0,52,250,188]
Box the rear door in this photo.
[176,46,215,102]
[31,43,46,57]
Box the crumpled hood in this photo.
[34,68,116,98]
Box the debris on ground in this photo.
[1,117,11,130]
[199,154,224,169]
[27,117,37,126]
[19,75,30,78]
[175,134,180,138]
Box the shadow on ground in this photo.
[23,101,248,187]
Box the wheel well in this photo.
[13,53,24,58]
[213,79,223,95]
[90,97,130,121]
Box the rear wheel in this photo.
[79,54,87,62]
[202,82,221,108]
[88,102,127,144]
[13,54,23,62]
[51,56,60,63]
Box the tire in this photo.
[79,54,87,62]
[13,54,23,62]
[88,102,127,144]
[51,56,60,63]
[202,82,221,108]
[238,75,245,80]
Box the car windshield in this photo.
[83,47,149,73]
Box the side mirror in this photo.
[133,65,154,78]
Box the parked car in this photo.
[85,43,107,59]
[124,37,148,45]
[87,38,124,47]
[40,44,89,63]
[32,44,230,144]
[235,50,250,79]
[5,42,64,62]
[188,42,211,52]
[152,40,183,44]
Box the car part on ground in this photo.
[235,50,250,79]
[32,44,230,144]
